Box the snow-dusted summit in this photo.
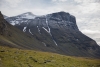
[6,12,36,25]
[16,12,36,19]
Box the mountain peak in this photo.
[15,12,36,19]
[48,11,76,24]
[51,11,70,16]
[21,12,34,15]
[55,11,69,15]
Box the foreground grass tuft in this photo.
[0,46,100,67]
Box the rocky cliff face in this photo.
[0,11,7,35]
[5,11,100,58]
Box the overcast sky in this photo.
[0,0,100,45]
[0,0,100,30]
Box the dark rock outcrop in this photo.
[0,11,7,35]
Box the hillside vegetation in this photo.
[0,46,100,67]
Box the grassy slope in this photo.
[0,46,100,67]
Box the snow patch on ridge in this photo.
[23,27,27,32]
[11,21,15,25]
[42,17,58,46]
[53,40,58,46]
[42,42,46,46]
[29,29,33,35]
[16,12,36,19]
[37,26,41,34]
[20,15,36,19]
[42,27,58,46]
[42,17,52,36]
[42,27,49,33]
[46,17,50,33]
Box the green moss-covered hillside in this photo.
[0,46,100,67]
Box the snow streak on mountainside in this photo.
[23,27,27,32]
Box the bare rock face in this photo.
[5,11,100,58]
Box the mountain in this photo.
[5,11,100,58]
[6,12,36,25]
